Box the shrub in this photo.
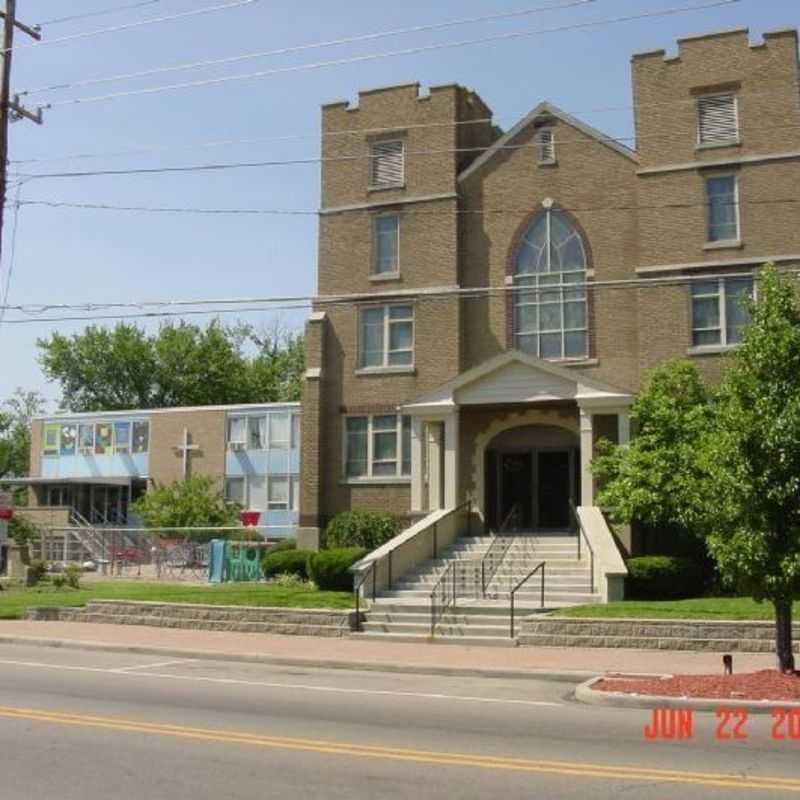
[265,538,296,554]
[625,556,704,600]
[9,515,38,547]
[271,572,307,589]
[261,549,314,580]
[325,511,400,551]
[307,547,369,592]
[26,559,48,587]
[64,564,82,589]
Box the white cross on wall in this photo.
[174,427,200,479]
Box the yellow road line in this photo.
[1,705,798,792]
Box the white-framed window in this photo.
[132,420,149,454]
[372,214,400,275]
[369,140,404,188]
[691,276,754,348]
[705,174,739,243]
[268,412,290,449]
[224,477,246,505]
[43,424,60,456]
[268,476,290,510]
[227,417,247,448]
[248,476,267,510]
[359,304,414,369]
[247,417,267,450]
[344,414,411,480]
[512,208,588,360]
[291,413,301,449]
[697,94,739,146]
[535,128,556,165]
[78,423,94,454]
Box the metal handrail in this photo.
[510,561,546,639]
[429,561,457,636]
[353,560,377,633]
[569,501,595,594]
[480,502,520,597]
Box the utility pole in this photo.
[0,0,42,282]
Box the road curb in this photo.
[575,676,800,714]
[0,634,598,683]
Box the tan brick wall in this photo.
[29,420,42,477]
[148,409,226,488]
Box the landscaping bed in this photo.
[0,581,354,620]
[594,670,800,702]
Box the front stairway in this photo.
[354,532,601,646]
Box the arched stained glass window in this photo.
[512,208,588,359]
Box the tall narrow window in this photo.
[359,304,414,368]
[60,425,76,456]
[691,276,754,347]
[43,424,60,456]
[373,214,400,275]
[512,208,588,359]
[79,424,94,454]
[132,421,149,454]
[344,415,411,480]
[114,422,131,455]
[697,94,738,146]
[369,140,404,188]
[705,175,739,243]
[535,128,556,165]
[268,413,290,449]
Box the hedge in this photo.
[625,556,704,600]
[262,549,314,580]
[307,547,369,592]
[325,511,400,550]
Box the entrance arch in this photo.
[476,414,579,532]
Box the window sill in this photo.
[537,160,558,167]
[696,140,741,151]
[340,477,412,486]
[547,357,599,367]
[368,183,406,193]
[369,272,402,282]
[704,239,743,251]
[355,366,416,377]
[687,344,740,356]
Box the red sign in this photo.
[0,491,11,520]
[0,509,12,520]
[240,510,260,528]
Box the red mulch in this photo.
[595,670,800,701]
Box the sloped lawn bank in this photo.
[558,598,800,621]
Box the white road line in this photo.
[0,658,562,708]
[112,660,194,673]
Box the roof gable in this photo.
[458,101,639,184]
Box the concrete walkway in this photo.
[0,621,779,680]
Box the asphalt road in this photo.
[0,643,798,799]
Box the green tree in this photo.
[592,359,713,534]
[0,389,46,482]
[132,475,240,539]
[38,320,303,412]
[704,267,800,673]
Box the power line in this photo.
[5,0,258,54]
[41,0,741,108]
[16,196,800,217]
[0,181,23,330]
[1,268,792,322]
[16,114,800,181]
[37,1,162,28]
[21,0,596,96]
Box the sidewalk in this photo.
[0,621,779,681]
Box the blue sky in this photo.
[1,0,797,407]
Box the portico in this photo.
[402,351,633,527]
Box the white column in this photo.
[617,409,631,447]
[427,422,443,511]
[579,408,594,507]
[443,410,460,509]
[410,417,425,512]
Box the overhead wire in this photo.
[20,0,597,96]
[40,0,742,108]
[5,0,259,54]
[2,268,795,320]
[36,1,163,28]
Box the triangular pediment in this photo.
[403,350,633,412]
[458,100,639,184]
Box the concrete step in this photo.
[350,631,518,648]
[378,589,599,603]
[362,621,511,637]
[366,601,556,616]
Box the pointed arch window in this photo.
[512,208,588,359]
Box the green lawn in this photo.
[0,581,354,620]
[557,597,800,620]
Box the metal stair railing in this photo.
[479,503,521,597]
[67,509,108,561]
[509,561,546,639]
[569,501,595,594]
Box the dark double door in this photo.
[487,448,576,531]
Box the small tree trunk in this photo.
[774,600,796,674]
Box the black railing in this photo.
[510,561,546,639]
[480,503,520,597]
[430,561,456,636]
[569,500,595,594]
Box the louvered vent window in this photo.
[697,95,739,146]
[536,129,556,164]
[369,140,405,188]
